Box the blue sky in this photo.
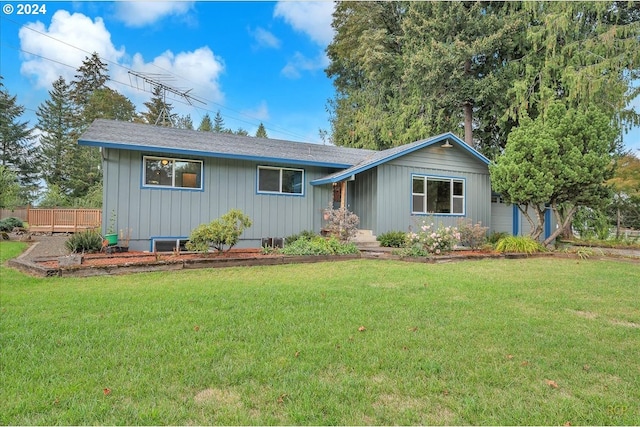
[1,1,639,152]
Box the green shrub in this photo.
[376,231,407,248]
[186,209,252,253]
[495,236,546,254]
[281,236,359,256]
[457,219,488,250]
[392,245,430,257]
[284,230,317,245]
[488,231,509,245]
[65,229,104,253]
[0,217,24,232]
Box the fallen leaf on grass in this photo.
[277,393,287,404]
[103,388,111,396]
[194,325,200,332]
[521,361,529,366]
[506,354,514,360]
[358,326,366,332]
[564,422,571,426]
[583,364,590,372]
[408,326,418,332]
[545,379,559,389]
[294,351,300,358]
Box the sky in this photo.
[1,0,639,152]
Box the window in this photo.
[258,166,304,195]
[143,156,202,189]
[412,175,464,215]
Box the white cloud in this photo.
[19,10,125,88]
[250,27,281,49]
[114,1,195,28]
[274,1,335,46]
[281,51,329,79]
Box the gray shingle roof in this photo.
[79,119,374,168]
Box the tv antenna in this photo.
[128,70,206,126]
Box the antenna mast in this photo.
[128,70,206,126]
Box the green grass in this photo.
[1,241,639,425]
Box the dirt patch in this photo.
[609,319,640,328]
[194,388,243,407]
[568,310,599,320]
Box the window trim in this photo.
[257,165,305,196]
[411,174,465,216]
[142,155,204,191]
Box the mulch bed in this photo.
[37,248,273,268]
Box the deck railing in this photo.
[27,208,102,233]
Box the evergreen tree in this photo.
[326,1,640,155]
[142,86,176,126]
[490,102,617,245]
[0,165,21,208]
[212,110,225,133]
[255,123,268,138]
[198,113,213,131]
[71,53,109,105]
[84,87,137,122]
[0,78,38,204]
[36,76,75,195]
[234,128,249,136]
[175,114,194,130]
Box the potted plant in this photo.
[104,209,118,245]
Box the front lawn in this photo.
[1,241,638,425]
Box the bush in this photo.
[186,209,252,253]
[324,206,360,242]
[0,217,24,232]
[406,221,460,255]
[487,231,509,245]
[495,236,546,254]
[377,231,407,248]
[65,229,104,253]
[457,219,488,250]
[281,236,359,256]
[285,230,318,245]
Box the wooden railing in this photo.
[27,208,102,233]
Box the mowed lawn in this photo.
[1,241,639,425]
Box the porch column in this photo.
[340,181,346,209]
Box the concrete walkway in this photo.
[15,234,70,261]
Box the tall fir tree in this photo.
[212,110,225,133]
[36,76,76,196]
[142,86,176,126]
[255,123,268,138]
[67,53,110,199]
[198,113,213,131]
[0,77,39,204]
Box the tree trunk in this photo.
[544,204,578,247]
[463,58,473,146]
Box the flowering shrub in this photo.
[323,206,360,242]
[456,219,489,250]
[406,221,460,255]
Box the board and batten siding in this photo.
[102,148,332,251]
[369,144,492,235]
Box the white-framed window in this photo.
[412,175,465,215]
[257,166,304,195]
[143,156,203,190]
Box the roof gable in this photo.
[311,133,490,185]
